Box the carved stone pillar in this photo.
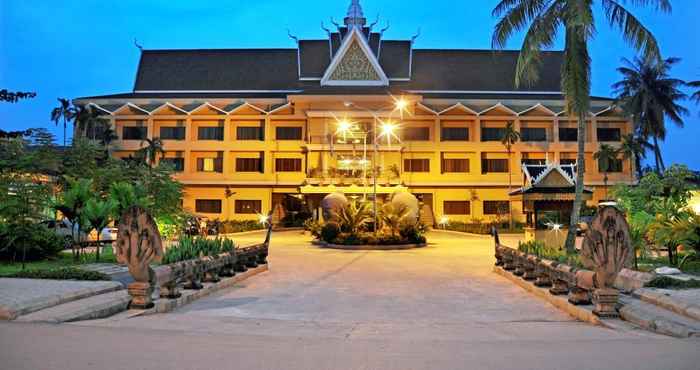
[592,288,620,318]
[128,282,154,309]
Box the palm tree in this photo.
[593,144,619,199]
[612,57,688,174]
[334,200,371,234]
[74,105,109,141]
[618,133,650,179]
[137,137,165,167]
[83,198,117,262]
[380,203,410,237]
[500,121,520,229]
[689,80,700,104]
[492,0,669,253]
[50,98,76,147]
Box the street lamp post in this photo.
[339,97,408,235]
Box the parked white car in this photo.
[40,220,117,247]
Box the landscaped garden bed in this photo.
[305,192,428,250]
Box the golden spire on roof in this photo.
[344,0,366,27]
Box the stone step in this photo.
[632,288,700,322]
[15,290,130,324]
[619,295,700,338]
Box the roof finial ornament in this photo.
[411,28,422,43]
[286,29,299,44]
[330,17,341,31]
[368,13,380,31]
[321,21,331,36]
[344,0,366,28]
[134,38,143,51]
[380,21,391,36]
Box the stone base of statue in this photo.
[184,277,203,290]
[128,282,154,309]
[159,282,181,299]
[204,271,221,283]
[523,268,537,281]
[503,261,516,271]
[534,275,552,287]
[219,267,235,277]
[549,279,569,295]
[593,288,620,318]
[513,266,525,276]
[567,286,591,305]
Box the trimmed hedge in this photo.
[161,236,235,265]
[219,220,265,234]
[645,276,700,289]
[4,267,110,281]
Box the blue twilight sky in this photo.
[1,0,698,169]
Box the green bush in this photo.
[161,236,235,265]
[5,267,110,280]
[0,223,64,262]
[320,222,340,243]
[645,276,700,289]
[219,220,264,234]
[304,219,322,238]
[443,221,524,235]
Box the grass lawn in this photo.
[0,247,118,277]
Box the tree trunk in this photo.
[652,136,665,174]
[508,148,514,230]
[564,113,587,254]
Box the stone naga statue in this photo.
[115,206,163,309]
[579,206,633,289]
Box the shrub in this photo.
[645,276,700,289]
[0,223,64,263]
[5,267,110,281]
[219,220,264,234]
[304,219,322,238]
[162,236,236,264]
[399,221,428,244]
[320,222,340,243]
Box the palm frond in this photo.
[602,0,665,61]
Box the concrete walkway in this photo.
[1,230,697,370]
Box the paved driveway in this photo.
[2,230,696,370]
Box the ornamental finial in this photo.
[344,0,366,27]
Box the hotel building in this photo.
[74,0,635,226]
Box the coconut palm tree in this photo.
[612,57,688,174]
[50,98,76,147]
[689,80,700,104]
[137,137,165,167]
[74,105,109,141]
[500,121,521,229]
[618,133,650,179]
[492,0,669,253]
[593,144,619,199]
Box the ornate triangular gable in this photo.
[321,27,389,86]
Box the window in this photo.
[160,126,185,140]
[122,126,147,140]
[599,158,623,172]
[235,200,261,214]
[482,159,509,173]
[236,158,262,172]
[442,158,469,173]
[402,127,430,141]
[160,157,184,172]
[521,127,547,142]
[196,157,223,173]
[444,201,470,215]
[275,158,302,172]
[404,159,430,172]
[597,128,621,142]
[195,200,222,214]
[276,126,302,140]
[559,128,578,141]
[237,126,263,140]
[198,127,224,141]
[441,127,469,141]
[522,158,546,165]
[560,158,577,166]
[483,201,510,215]
[481,127,506,141]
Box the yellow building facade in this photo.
[75,1,634,226]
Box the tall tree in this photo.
[492,0,669,253]
[500,121,521,229]
[689,80,700,104]
[612,57,688,173]
[74,105,109,141]
[593,143,619,199]
[137,137,165,167]
[618,133,649,179]
[50,98,76,147]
